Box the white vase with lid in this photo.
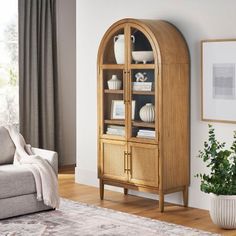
[139,103,155,122]
[107,75,122,90]
[114,34,135,64]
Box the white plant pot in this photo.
[209,193,236,229]
[139,103,155,122]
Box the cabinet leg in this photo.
[100,179,104,200]
[183,186,188,207]
[159,191,164,212]
[124,188,128,195]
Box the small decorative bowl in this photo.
[132,51,154,64]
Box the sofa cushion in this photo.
[0,165,36,199]
[0,127,15,164]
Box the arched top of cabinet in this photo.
[98,18,189,65]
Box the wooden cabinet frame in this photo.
[97,18,190,212]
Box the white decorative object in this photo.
[135,72,148,82]
[139,103,155,122]
[132,82,152,91]
[111,100,136,120]
[132,51,154,64]
[114,34,135,64]
[209,193,236,229]
[137,129,155,139]
[106,125,125,136]
[107,75,122,90]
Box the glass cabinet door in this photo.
[102,27,125,65]
[130,69,156,140]
[99,26,128,140]
[127,27,158,143]
[100,68,127,139]
[98,25,158,143]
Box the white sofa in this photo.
[0,126,58,219]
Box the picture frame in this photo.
[201,39,236,123]
[111,100,136,120]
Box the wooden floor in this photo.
[59,167,235,236]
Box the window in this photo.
[0,0,18,126]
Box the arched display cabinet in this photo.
[97,18,189,212]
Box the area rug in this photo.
[0,198,219,236]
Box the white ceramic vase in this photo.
[107,75,122,90]
[114,34,135,64]
[209,193,236,229]
[139,103,155,122]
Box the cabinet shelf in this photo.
[130,64,155,69]
[104,89,124,94]
[101,64,155,70]
[101,64,125,69]
[132,121,155,128]
[104,119,125,126]
[132,91,155,95]
[130,137,156,144]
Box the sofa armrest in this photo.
[31,147,58,174]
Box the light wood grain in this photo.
[59,169,236,236]
[132,121,155,128]
[129,64,155,69]
[128,142,158,187]
[100,139,128,182]
[104,89,124,94]
[161,63,189,190]
[97,18,189,212]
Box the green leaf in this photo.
[195,125,236,195]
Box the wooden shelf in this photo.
[129,64,155,69]
[132,121,155,128]
[132,91,155,95]
[101,64,125,69]
[101,64,155,70]
[104,119,125,125]
[129,137,156,144]
[104,89,124,94]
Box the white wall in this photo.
[76,0,236,210]
[57,0,76,166]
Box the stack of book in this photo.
[132,82,152,91]
[137,129,155,139]
[106,125,125,136]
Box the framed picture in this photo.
[111,100,136,120]
[201,39,236,123]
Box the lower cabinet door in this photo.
[100,139,128,182]
[128,142,159,187]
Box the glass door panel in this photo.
[101,69,127,138]
[102,28,125,65]
[128,68,157,140]
[130,28,154,65]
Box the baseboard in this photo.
[75,167,99,187]
[59,164,76,172]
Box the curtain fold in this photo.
[18,0,59,152]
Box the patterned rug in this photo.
[0,198,219,236]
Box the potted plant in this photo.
[196,125,236,229]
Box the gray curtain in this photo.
[18,0,59,152]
